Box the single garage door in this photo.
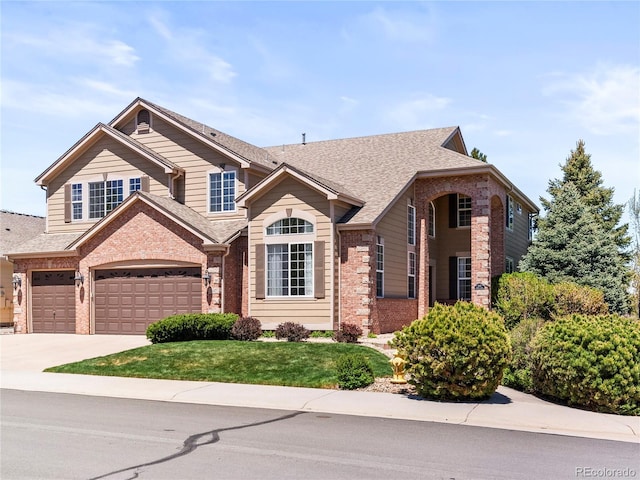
[32,271,76,333]
[94,267,201,334]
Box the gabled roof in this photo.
[262,127,490,225]
[237,163,364,208]
[35,123,180,185]
[0,211,46,256]
[67,191,247,251]
[109,97,277,172]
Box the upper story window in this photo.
[137,109,151,134]
[408,251,416,299]
[458,194,472,227]
[89,179,123,219]
[428,201,435,237]
[265,217,314,297]
[129,177,142,194]
[209,170,236,213]
[407,205,416,245]
[71,183,83,220]
[506,194,514,231]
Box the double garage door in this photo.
[31,268,201,334]
[94,268,202,334]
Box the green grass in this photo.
[45,341,393,389]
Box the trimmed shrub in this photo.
[335,354,375,390]
[146,313,238,344]
[231,317,262,341]
[494,272,555,329]
[334,322,363,343]
[310,330,335,338]
[553,282,609,317]
[275,322,310,342]
[531,315,640,415]
[392,302,511,400]
[502,317,546,393]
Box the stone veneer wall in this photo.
[339,230,375,333]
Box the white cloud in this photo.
[360,6,436,43]
[543,64,640,135]
[387,94,452,129]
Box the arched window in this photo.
[263,217,315,297]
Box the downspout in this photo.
[169,169,184,199]
[221,245,231,313]
[336,228,342,330]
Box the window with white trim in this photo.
[129,177,142,195]
[506,257,515,274]
[458,195,471,227]
[209,170,236,213]
[408,252,416,299]
[458,257,471,300]
[71,183,82,220]
[89,179,123,219]
[407,205,416,245]
[376,236,384,298]
[428,201,435,237]
[506,194,514,231]
[266,218,314,297]
[528,213,536,241]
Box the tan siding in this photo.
[47,136,169,233]
[375,191,413,298]
[248,177,333,328]
[131,117,248,219]
[506,201,532,269]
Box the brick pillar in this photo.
[76,263,90,334]
[339,230,375,333]
[417,208,429,319]
[471,185,491,307]
[12,271,26,333]
[205,254,223,313]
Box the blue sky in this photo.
[1,1,638,220]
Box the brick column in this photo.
[76,263,90,334]
[12,271,26,333]
[471,183,491,307]
[205,254,223,313]
[339,230,375,333]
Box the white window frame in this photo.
[129,177,142,195]
[265,216,315,298]
[209,169,237,213]
[408,252,416,299]
[71,183,83,221]
[407,204,416,246]
[88,179,124,219]
[457,257,471,301]
[506,194,514,231]
[266,242,314,297]
[376,236,384,298]
[428,201,436,237]
[458,194,472,227]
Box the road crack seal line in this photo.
[459,402,481,425]
[87,411,305,480]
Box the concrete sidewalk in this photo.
[1,334,638,444]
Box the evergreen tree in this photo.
[470,147,487,163]
[520,182,629,314]
[629,190,640,317]
[545,140,630,254]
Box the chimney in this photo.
[302,133,306,145]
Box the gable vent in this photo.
[137,109,151,134]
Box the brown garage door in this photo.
[94,267,201,334]
[32,271,76,333]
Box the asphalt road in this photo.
[1,389,638,480]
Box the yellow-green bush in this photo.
[502,317,546,392]
[531,315,640,415]
[553,282,609,317]
[392,302,511,400]
[494,273,554,329]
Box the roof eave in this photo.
[7,250,78,260]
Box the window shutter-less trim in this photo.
[449,256,457,300]
[255,243,265,299]
[64,184,72,223]
[314,241,325,299]
[141,175,150,193]
[449,194,457,228]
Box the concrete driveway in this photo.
[0,334,150,372]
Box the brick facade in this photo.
[339,230,375,332]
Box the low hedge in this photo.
[531,314,640,415]
[146,313,239,343]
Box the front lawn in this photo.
[45,341,393,389]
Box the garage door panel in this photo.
[32,271,76,333]
[94,268,201,334]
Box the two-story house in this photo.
[8,98,537,335]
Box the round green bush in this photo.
[531,314,640,415]
[146,313,238,343]
[335,354,375,390]
[392,302,511,400]
[494,272,554,329]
